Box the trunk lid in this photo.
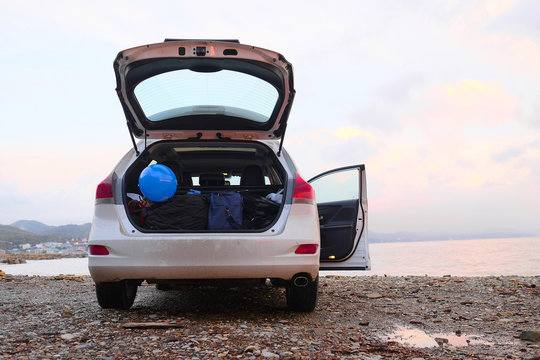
[115,39,295,142]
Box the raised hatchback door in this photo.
[115,39,295,142]
[308,165,370,270]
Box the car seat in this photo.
[241,165,265,186]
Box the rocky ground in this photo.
[0,274,538,359]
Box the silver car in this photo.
[88,39,370,312]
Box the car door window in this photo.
[310,168,359,203]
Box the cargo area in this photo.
[122,141,287,232]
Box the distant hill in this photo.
[0,225,68,250]
[369,230,539,243]
[10,221,91,238]
[10,220,52,234]
[1,221,91,250]
[41,223,91,238]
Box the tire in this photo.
[286,276,318,312]
[95,280,138,309]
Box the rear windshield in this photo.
[134,69,279,123]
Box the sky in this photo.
[1,0,539,235]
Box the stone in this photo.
[519,331,540,342]
[60,334,76,340]
[435,337,448,346]
[261,350,279,358]
[243,345,258,353]
[366,292,383,299]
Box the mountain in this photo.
[0,225,67,250]
[9,220,52,234]
[41,223,91,238]
[10,221,91,238]
[1,221,91,250]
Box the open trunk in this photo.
[122,141,287,232]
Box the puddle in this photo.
[384,326,493,348]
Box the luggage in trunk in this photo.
[207,192,243,230]
[242,192,280,229]
[143,194,208,230]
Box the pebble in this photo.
[60,333,76,340]
[520,331,540,342]
[244,345,258,353]
[261,349,279,358]
[365,292,383,299]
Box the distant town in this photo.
[0,238,87,257]
[0,220,91,262]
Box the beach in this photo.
[1,274,538,359]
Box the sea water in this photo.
[1,237,539,277]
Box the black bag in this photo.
[242,192,280,229]
[207,192,243,230]
[143,194,208,230]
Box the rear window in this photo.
[134,69,279,123]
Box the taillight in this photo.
[292,173,315,204]
[96,175,113,199]
[89,245,109,255]
[295,244,318,254]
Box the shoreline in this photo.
[1,274,538,359]
[0,253,87,264]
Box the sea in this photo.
[1,237,539,277]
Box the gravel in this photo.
[0,274,538,359]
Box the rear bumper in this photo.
[88,237,319,282]
[88,203,320,283]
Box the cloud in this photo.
[334,127,373,140]
[491,146,525,162]
[415,80,517,129]
[449,0,540,78]
[0,176,91,226]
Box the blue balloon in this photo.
[138,164,177,202]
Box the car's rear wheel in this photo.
[286,275,318,312]
[96,280,138,309]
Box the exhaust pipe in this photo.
[292,274,309,287]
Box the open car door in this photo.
[309,165,370,270]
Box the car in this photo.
[88,39,370,312]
